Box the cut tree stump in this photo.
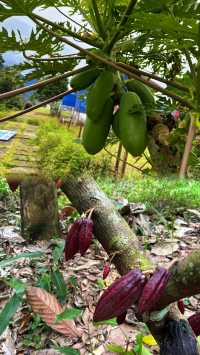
[20,176,60,241]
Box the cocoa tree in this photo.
[0,1,200,353]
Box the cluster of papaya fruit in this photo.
[70,65,155,157]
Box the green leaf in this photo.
[0,293,22,335]
[52,241,64,265]
[7,278,26,294]
[56,347,80,355]
[56,308,82,322]
[51,270,69,304]
[68,275,78,288]
[0,251,44,268]
[94,318,118,326]
[134,344,153,355]
[107,344,134,354]
[36,273,52,292]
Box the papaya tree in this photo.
[1,1,200,353]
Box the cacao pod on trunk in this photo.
[138,267,171,314]
[64,219,82,261]
[188,312,200,336]
[117,311,127,325]
[103,264,111,279]
[94,269,145,322]
[178,299,185,314]
[79,218,93,256]
[160,319,198,355]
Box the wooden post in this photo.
[114,142,123,177]
[121,149,128,178]
[179,115,196,178]
[20,176,60,241]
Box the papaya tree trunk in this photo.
[179,115,196,178]
[20,176,60,241]
[61,175,200,353]
[114,142,123,177]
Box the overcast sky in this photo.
[1,7,86,65]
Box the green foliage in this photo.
[0,293,23,336]
[97,176,200,209]
[0,65,24,108]
[32,79,68,102]
[35,120,112,178]
[0,177,10,199]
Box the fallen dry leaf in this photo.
[26,286,82,337]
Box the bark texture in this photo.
[20,176,60,241]
[62,175,152,275]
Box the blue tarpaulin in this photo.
[62,90,87,113]
[62,92,76,107]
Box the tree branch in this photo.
[31,13,102,48]
[107,0,138,52]
[118,62,190,93]
[0,89,74,123]
[91,0,106,40]
[34,18,194,109]
[184,50,196,82]
[55,6,92,33]
[23,51,82,62]
[0,66,88,101]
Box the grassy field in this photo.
[97,176,200,209]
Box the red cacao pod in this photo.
[79,218,93,256]
[138,267,171,314]
[103,264,111,280]
[117,311,127,325]
[64,219,82,261]
[93,269,145,322]
[178,299,185,314]
[188,312,200,336]
[7,180,19,192]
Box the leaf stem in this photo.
[106,0,138,52]
[0,89,74,123]
[0,66,88,101]
[91,0,106,40]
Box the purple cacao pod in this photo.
[103,264,111,280]
[64,219,82,261]
[178,299,185,314]
[79,218,93,256]
[188,312,200,336]
[93,269,145,322]
[117,311,127,325]
[138,267,171,314]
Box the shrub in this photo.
[34,120,112,179]
[0,177,10,199]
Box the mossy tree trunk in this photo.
[20,176,60,241]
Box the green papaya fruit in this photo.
[118,92,147,156]
[70,67,101,91]
[126,79,155,112]
[82,98,114,155]
[86,70,114,121]
[112,111,120,138]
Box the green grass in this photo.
[97,176,200,210]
